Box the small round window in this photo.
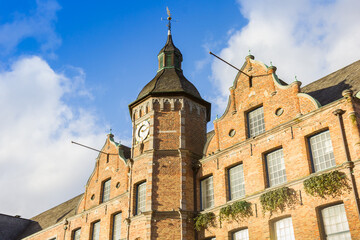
[116,182,121,188]
[275,108,284,116]
[229,129,236,137]
[91,194,95,200]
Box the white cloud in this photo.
[211,0,360,111]
[0,56,107,218]
[0,0,61,57]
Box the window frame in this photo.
[101,178,111,203]
[90,220,101,240]
[246,105,265,138]
[318,202,351,240]
[135,181,146,215]
[200,175,214,210]
[307,129,335,173]
[270,216,295,240]
[227,163,245,201]
[231,228,249,240]
[111,212,122,240]
[264,147,287,188]
[71,228,81,240]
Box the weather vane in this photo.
[161,7,177,33]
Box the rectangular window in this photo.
[112,212,121,240]
[321,204,351,239]
[166,54,172,66]
[274,217,295,240]
[159,55,164,68]
[136,182,146,214]
[91,221,100,240]
[266,149,287,187]
[101,179,111,203]
[72,228,81,240]
[228,164,245,200]
[201,176,214,210]
[309,130,335,172]
[232,228,249,240]
[247,106,265,138]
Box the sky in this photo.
[1,0,360,219]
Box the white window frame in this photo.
[201,176,214,210]
[321,203,351,239]
[72,228,81,240]
[112,212,122,240]
[91,221,100,240]
[247,106,265,138]
[232,228,249,240]
[309,130,335,172]
[274,217,295,240]
[101,178,111,203]
[228,164,245,200]
[136,182,146,214]
[266,148,287,187]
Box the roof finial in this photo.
[166,7,172,35]
[248,49,251,55]
[109,128,112,134]
[295,76,299,82]
[270,61,273,66]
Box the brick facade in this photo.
[18,41,360,240]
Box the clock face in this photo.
[136,120,150,142]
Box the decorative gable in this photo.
[205,55,320,155]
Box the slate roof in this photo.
[302,60,360,105]
[136,68,202,101]
[158,33,182,57]
[18,194,83,239]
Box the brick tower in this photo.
[128,28,211,239]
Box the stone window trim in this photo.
[111,211,122,240]
[229,227,249,240]
[134,181,146,215]
[71,228,81,240]
[269,215,295,240]
[262,146,286,188]
[227,163,246,201]
[316,201,351,240]
[200,175,215,210]
[100,178,111,203]
[246,105,265,138]
[306,128,335,173]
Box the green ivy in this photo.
[219,200,252,225]
[194,212,216,231]
[260,187,298,216]
[303,170,351,199]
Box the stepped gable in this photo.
[302,60,360,105]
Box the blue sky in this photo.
[1,0,360,218]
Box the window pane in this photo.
[233,228,249,240]
[137,182,146,214]
[266,149,287,187]
[309,131,335,172]
[73,228,81,240]
[92,221,100,240]
[102,179,111,202]
[275,217,295,240]
[201,176,214,210]
[322,204,351,240]
[229,164,245,200]
[159,55,164,68]
[248,106,265,138]
[166,54,172,66]
[112,213,121,240]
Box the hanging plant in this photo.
[219,200,252,225]
[303,170,351,199]
[260,187,298,217]
[194,212,216,231]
